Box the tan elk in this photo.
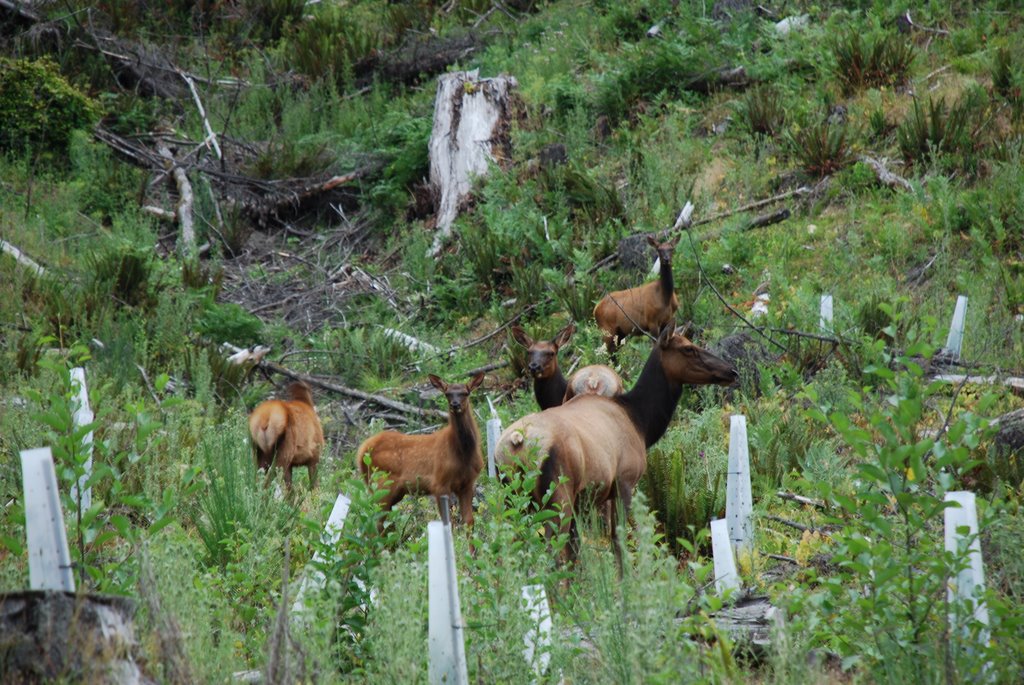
[593,235,680,356]
[496,326,737,567]
[357,373,485,528]
[248,381,324,491]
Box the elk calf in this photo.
[357,373,485,527]
[593,236,679,356]
[248,381,324,491]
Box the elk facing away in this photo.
[511,322,623,409]
[496,326,737,567]
[357,373,485,528]
[593,236,680,356]
[248,381,324,491]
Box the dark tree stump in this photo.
[0,591,155,685]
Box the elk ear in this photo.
[657,324,674,348]
[467,372,485,393]
[646,234,659,248]
[553,321,575,348]
[428,374,447,392]
[509,325,532,348]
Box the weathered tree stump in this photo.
[0,590,154,685]
[428,70,518,257]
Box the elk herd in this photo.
[248,234,738,567]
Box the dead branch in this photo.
[181,72,222,161]
[931,374,1024,394]
[0,0,39,23]
[155,140,196,256]
[260,360,448,420]
[746,207,791,230]
[764,514,819,534]
[0,239,46,276]
[265,538,291,685]
[858,155,913,192]
[142,205,177,222]
[690,186,811,231]
[776,491,827,510]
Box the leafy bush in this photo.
[0,57,101,158]
[897,89,988,171]
[832,33,915,95]
[736,85,786,138]
[787,116,854,177]
[642,408,728,553]
[197,301,264,347]
[794,343,1015,681]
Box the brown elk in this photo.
[593,235,680,356]
[496,326,737,567]
[357,373,485,528]
[248,381,324,491]
[510,322,575,410]
[511,322,624,409]
[563,364,624,403]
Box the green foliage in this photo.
[832,32,916,95]
[736,85,786,138]
[0,57,101,158]
[897,89,988,172]
[11,347,191,592]
[189,428,292,569]
[642,408,728,553]
[85,240,156,311]
[322,325,415,387]
[594,39,701,125]
[197,301,264,347]
[787,116,854,177]
[287,4,383,88]
[794,342,1011,681]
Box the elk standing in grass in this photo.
[593,235,680,356]
[496,326,737,568]
[358,373,485,528]
[248,381,324,491]
[510,322,575,410]
[511,322,623,409]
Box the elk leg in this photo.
[377,486,407,533]
[283,463,294,492]
[609,483,631,578]
[457,488,475,528]
[307,462,319,490]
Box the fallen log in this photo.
[1,239,46,276]
[155,140,195,257]
[260,360,447,421]
[858,155,913,192]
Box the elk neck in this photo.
[614,345,683,448]
[448,402,481,460]
[535,370,568,410]
[658,256,675,304]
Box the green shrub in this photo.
[787,116,854,177]
[197,301,264,347]
[0,57,101,158]
[897,89,988,171]
[189,428,294,569]
[642,408,728,553]
[736,85,786,138]
[832,33,915,95]
[794,344,1011,681]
